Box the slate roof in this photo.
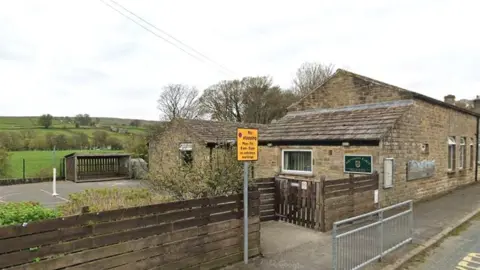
[289,69,480,117]
[260,100,414,142]
[177,119,267,144]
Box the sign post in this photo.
[236,128,258,265]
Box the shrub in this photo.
[147,143,252,201]
[0,202,59,226]
[58,188,172,216]
[0,148,10,178]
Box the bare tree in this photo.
[157,84,201,120]
[242,76,297,124]
[292,62,335,97]
[199,76,296,124]
[199,80,243,122]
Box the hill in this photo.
[0,116,161,152]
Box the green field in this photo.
[5,150,125,179]
[0,116,160,149]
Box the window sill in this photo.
[447,170,456,175]
[280,170,313,177]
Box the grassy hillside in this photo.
[0,116,159,147]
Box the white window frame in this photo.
[448,137,456,171]
[281,149,313,175]
[179,143,193,165]
[459,137,466,170]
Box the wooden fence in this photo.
[0,192,261,270]
[263,172,379,232]
[322,173,379,231]
[255,178,276,222]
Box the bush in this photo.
[0,148,10,178]
[147,144,251,200]
[0,202,59,226]
[58,188,172,216]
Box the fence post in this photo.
[409,200,414,241]
[379,210,384,262]
[22,159,25,180]
[332,222,338,270]
[317,176,326,231]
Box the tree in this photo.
[292,62,335,97]
[53,134,69,150]
[0,148,10,178]
[38,114,53,129]
[0,132,23,151]
[74,114,92,126]
[44,133,56,149]
[241,76,298,124]
[28,136,47,150]
[130,119,141,127]
[19,129,37,150]
[71,132,90,149]
[157,84,201,120]
[125,134,148,161]
[106,137,123,150]
[199,76,296,124]
[199,80,244,122]
[92,131,109,148]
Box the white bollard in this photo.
[52,168,58,196]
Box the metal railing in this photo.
[332,200,414,270]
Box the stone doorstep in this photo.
[381,206,480,270]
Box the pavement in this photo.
[399,214,480,270]
[0,180,143,208]
[224,182,480,270]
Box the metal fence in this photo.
[332,200,413,270]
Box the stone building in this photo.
[256,69,480,206]
[148,118,266,175]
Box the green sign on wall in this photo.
[344,155,373,174]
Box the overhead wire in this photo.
[107,0,236,76]
[98,0,235,76]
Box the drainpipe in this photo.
[476,116,479,182]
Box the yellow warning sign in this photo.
[237,128,258,161]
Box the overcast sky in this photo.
[1,0,479,120]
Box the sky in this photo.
[1,0,479,121]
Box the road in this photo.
[402,214,480,270]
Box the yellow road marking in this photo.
[456,253,480,270]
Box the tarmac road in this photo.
[401,214,480,270]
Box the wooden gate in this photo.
[256,178,276,221]
[256,173,380,232]
[275,177,321,229]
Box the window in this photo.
[448,137,456,171]
[179,143,193,165]
[459,137,466,169]
[470,139,475,169]
[282,150,313,174]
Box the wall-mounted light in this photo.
[267,143,273,147]
[342,142,350,147]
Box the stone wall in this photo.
[289,70,412,111]
[255,145,381,180]
[148,121,210,175]
[379,99,478,206]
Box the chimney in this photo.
[444,94,456,105]
[473,95,480,114]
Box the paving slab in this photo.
[225,182,480,270]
